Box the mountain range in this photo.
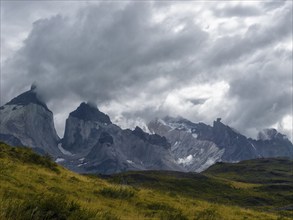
[0,86,292,174]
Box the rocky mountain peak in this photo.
[132,126,170,149]
[0,87,60,156]
[69,102,112,124]
[132,126,146,140]
[5,87,50,112]
[213,118,225,128]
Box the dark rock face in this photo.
[132,127,170,149]
[69,102,111,124]
[183,118,256,161]
[132,126,146,140]
[61,103,112,153]
[191,123,214,140]
[210,119,256,161]
[209,122,293,160]
[250,129,293,158]
[98,132,114,145]
[0,134,23,146]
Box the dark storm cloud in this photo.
[2,1,292,139]
[3,2,208,105]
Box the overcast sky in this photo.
[1,1,292,140]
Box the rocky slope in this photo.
[0,86,61,156]
[250,128,293,158]
[0,88,183,174]
[61,102,112,155]
[148,116,293,171]
[58,103,184,174]
[148,117,224,172]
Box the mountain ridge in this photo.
[0,88,292,174]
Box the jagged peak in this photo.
[69,102,112,124]
[132,126,146,139]
[5,87,50,112]
[213,118,225,126]
[30,83,37,91]
[132,126,170,149]
[257,128,287,141]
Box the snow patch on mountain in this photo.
[192,133,198,139]
[177,155,194,166]
[127,160,134,164]
[55,158,65,163]
[148,117,224,172]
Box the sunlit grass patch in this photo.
[96,186,136,199]
[0,142,292,220]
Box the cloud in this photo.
[226,47,292,135]
[3,2,208,103]
[1,1,292,141]
[213,3,261,18]
[206,6,292,67]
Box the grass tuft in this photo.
[96,186,135,199]
[0,193,97,220]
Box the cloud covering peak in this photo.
[2,1,292,140]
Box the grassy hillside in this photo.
[203,158,293,184]
[0,142,292,220]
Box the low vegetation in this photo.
[1,193,98,220]
[0,142,292,219]
[96,186,136,199]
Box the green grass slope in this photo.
[0,142,292,220]
[203,158,293,184]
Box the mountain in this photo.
[59,103,184,174]
[0,86,61,156]
[1,142,292,220]
[1,88,292,175]
[0,89,183,174]
[148,116,293,171]
[61,102,112,154]
[250,128,293,158]
[148,117,224,172]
